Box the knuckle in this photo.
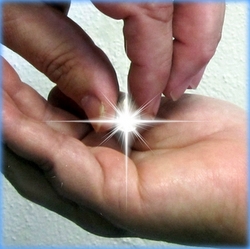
[138,3,173,23]
[200,30,223,64]
[198,47,216,65]
[43,51,85,95]
[41,47,75,84]
[189,40,218,66]
[40,48,85,102]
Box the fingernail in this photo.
[170,85,187,101]
[150,95,161,117]
[188,83,198,90]
[81,95,105,132]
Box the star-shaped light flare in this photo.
[47,93,204,208]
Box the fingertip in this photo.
[81,95,104,132]
[169,90,181,102]
[165,76,195,101]
[81,94,117,133]
[166,69,204,101]
[164,81,187,102]
[132,92,162,118]
[188,82,198,90]
[169,85,187,101]
[148,94,162,117]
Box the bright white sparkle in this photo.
[48,94,205,209]
[115,107,138,133]
[112,93,143,137]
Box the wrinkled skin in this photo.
[3,2,225,127]
[3,58,246,245]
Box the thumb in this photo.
[3,3,118,131]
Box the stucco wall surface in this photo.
[1,1,248,247]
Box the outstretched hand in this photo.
[3,58,246,245]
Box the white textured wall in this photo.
[2,1,247,247]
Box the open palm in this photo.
[3,58,246,245]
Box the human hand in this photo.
[3,58,246,245]
[3,2,225,124]
[3,2,119,131]
[94,2,225,115]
